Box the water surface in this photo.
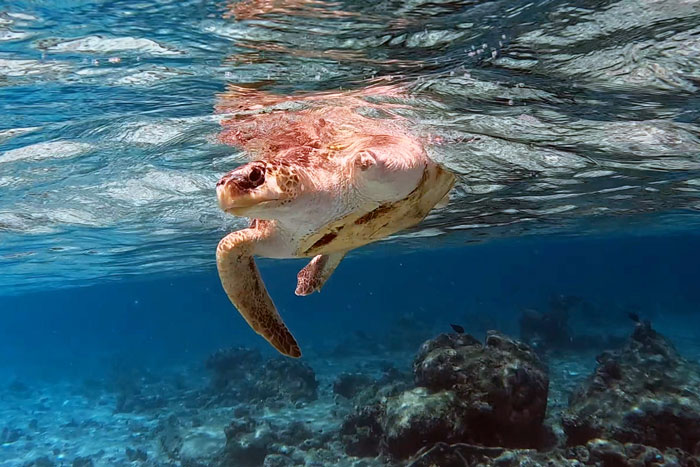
[1,0,699,294]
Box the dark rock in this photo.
[340,405,384,457]
[206,347,262,390]
[563,321,700,453]
[586,438,628,466]
[125,447,148,462]
[333,373,373,399]
[299,437,324,450]
[405,442,586,467]
[219,422,276,467]
[343,331,552,460]
[383,388,465,459]
[277,420,313,445]
[377,364,410,386]
[406,440,700,466]
[262,454,293,467]
[181,461,211,467]
[343,367,412,410]
[584,439,700,467]
[224,418,256,440]
[254,358,318,403]
[233,405,251,418]
[406,442,504,467]
[412,331,549,448]
[207,353,318,406]
[71,457,93,467]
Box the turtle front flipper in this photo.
[216,228,302,358]
[295,251,346,296]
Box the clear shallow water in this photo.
[1,0,700,294]
[0,234,699,466]
[2,234,700,375]
[1,2,700,465]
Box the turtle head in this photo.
[217,161,302,217]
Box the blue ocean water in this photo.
[2,234,700,375]
[1,0,700,465]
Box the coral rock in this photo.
[220,421,276,467]
[404,442,584,467]
[343,331,550,460]
[412,331,550,448]
[563,322,700,452]
[340,405,384,457]
[254,358,319,403]
[205,349,318,404]
[205,347,262,390]
[382,388,464,459]
[263,454,294,467]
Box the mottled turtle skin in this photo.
[215,86,455,357]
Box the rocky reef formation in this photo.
[148,348,324,466]
[9,323,699,467]
[563,320,700,453]
[205,347,318,406]
[216,416,325,467]
[340,323,700,466]
[341,331,551,460]
[405,438,699,467]
[205,346,263,390]
[413,331,550,447]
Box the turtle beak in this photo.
[217,170,256,213]
[216,164,277,215]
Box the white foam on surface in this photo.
[0,127,39,144]
[0,58,71,77]
[0,30,30,41]
[7,12,38,21]
[0,141,91,163]
[115,66,188,86]
[46,35,183,56]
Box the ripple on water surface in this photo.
[0,0,699,292]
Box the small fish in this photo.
[450,324,465,334]
[628,312,640,323]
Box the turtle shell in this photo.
[296,162,455,257]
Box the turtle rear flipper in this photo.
[216,229,301,358]
[295,251,346,296]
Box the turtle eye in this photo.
[248,166,265,187]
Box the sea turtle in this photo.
[215,86,455,357]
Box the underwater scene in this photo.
[1,0,700,466]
